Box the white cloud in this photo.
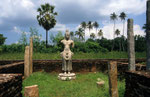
[99,0,146,16]
[0,0,35,18]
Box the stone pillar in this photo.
[146,0,150,71]
[127,19,135,71]
[24,85,39,97]
[29,37,33,74]
[108,61,119,97]
[24,46,30,78]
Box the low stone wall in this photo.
[0,60,23,66]
[0,74,22,97]
[0,59,146,74]
[125,71,150,97]
[0,62,24,74]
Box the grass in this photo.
[0,51,146,60]
[22,72,125,97]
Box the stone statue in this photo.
[58,30,76,80]
[60,30,74,74]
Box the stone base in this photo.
[58,73,76,81]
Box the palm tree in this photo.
[70,31,74,40]
[110,12,117,51]
[37,3,57,47]
[93,21,99,35]
[87,21,93,35]
[98,29,103,39]
[119,12,127,51]
[110,12,118,38]
[81,21,87,41]
[81,21,87,31]
[115,29,120,37]
[119,12,127,37]
[75,28,85,41]
[90,33,96,39]
[115,29,121,51]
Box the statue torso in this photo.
[61,39,73,60]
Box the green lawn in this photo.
[0,52,146,60]
[22,72,125,97]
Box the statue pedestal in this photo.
[58,73,76,81]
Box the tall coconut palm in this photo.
[93,21,99,35]
[75,28,85,41]
[90,33,96,39]
[81,21,87,31]
[119,12,127,51]
[115,29,120,37]
[119,12,127,37]
[98,29,103,39]
[87,21,93,35]
[115,29,121,51]
[110,12,118,51]
[81,21,87,41]
[37,3,57,47]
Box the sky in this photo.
[0,0,147,44]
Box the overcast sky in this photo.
[0,0,147,44]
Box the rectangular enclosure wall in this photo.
[125,71,150,97]
[0,74,22,97]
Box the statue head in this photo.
[65,30,70,40]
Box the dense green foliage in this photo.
[22,72,125,97]
[0,34,7,45]
[0,34,146,53]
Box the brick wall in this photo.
[0,62,24,74]
[0,74,22,97]
[125,71,150,97]
[0,59,146,74]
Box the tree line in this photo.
[0,29,146,53]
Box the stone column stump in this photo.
[108,61,119,97]
[24,85,39,97]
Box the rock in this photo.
[97,81,105,88]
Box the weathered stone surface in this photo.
[0,74,22,97]
[24,46,30,78]
[58,73,76,81]
[0,62,24,74]
[108,61,119,97]
[0,59,146,75]
[60,30,74,73]
[146,0,150,71]
[125,71,150,97]
[127,19,135,71]
[59,30,76,80]
[29,37,33,74]
[97,78,105,88]
[24,85,39,97]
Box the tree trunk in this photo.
[122,20,125,51]
[146,0,150,71]
[46,30,48,48]
[111,20,116,51]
